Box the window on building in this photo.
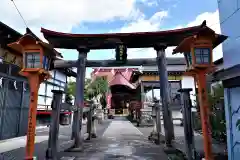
[38,95,45,106]
[54,80,61,86]
[55,71,66,81]
[46,84,53,97]
[46,97,52,106]
[60,82,65,87]
[39,83,46,95]
[61,93,65,103]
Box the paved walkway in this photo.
[136,123,227,158]
[0,120,111,160]
[0,125,74,160]
[59,117,169,160]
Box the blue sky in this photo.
[1,0,221,79]
[54,0,220,78]
[60,0,219,61]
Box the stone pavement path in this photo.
[135,123,227,159]
[0,125,75,160]
[59,118,169,160]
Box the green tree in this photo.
[67,78,92,101]
[88,77,108,108]
[208,83,226,142]
[208,83,224,107]
[65,92,73,105]
[67,77,108,103]
[67,81,76,97]
[90,77,108,96]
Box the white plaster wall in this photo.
[181,76,196,106]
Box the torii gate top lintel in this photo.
[41,21,225,50]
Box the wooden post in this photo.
[71,49,88,150]
[155,45,174,146]
[24,73,47,160]
[196,71,213,160]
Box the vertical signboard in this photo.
[107,93,112,109]
[115,44,127,63]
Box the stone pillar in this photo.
[151,85,154,101]
[178,88,196,160]
[149,102,162,144]
[46,90,63,160]
[86,101,93,140]
[140,81,145,108]
[155,103,162,143]
[154,45,174,146]
[91,116,97,138]
[71,47,89,150]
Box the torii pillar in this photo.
[155,45,174,146]
[71,47,89,149]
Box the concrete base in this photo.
[148,132,165,145]
[148,131,159,144]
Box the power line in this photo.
[10,0,28,28]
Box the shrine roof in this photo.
[109,72,136,89]
[41,21,226,50]
[0,21,22,44]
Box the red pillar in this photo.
[196,71,213,160]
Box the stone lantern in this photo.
[172,25,227,160]
[8,33,57,160]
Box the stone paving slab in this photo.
[59,119,169,160]
[133,122,228,159]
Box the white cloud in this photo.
[139,0,158,6]
[109,10,170,59]
[186,10,222,61]
[118,11,168,33]
[0,0,138,40]
[187,10,220,34]
[1,0,222,61]
[118,10,222,60]
[115,10,182,58]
